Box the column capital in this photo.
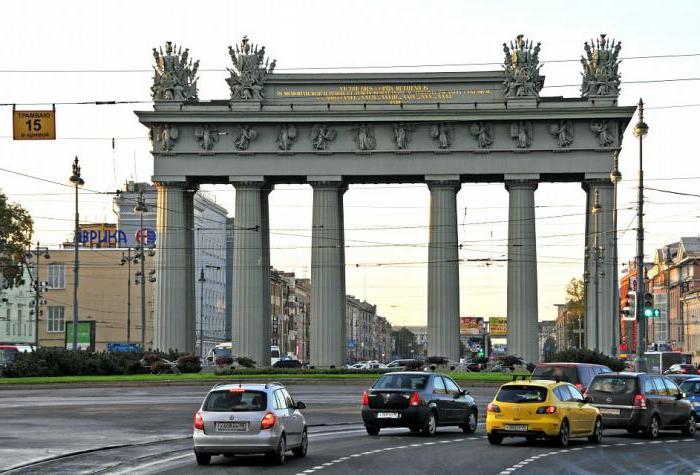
[425,174,461,190]
[153,180,189,190]
[581,179,613,192]
[230,176,270,188]
[308,176,347,191]
[505,179,538,191]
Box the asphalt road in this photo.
[1,383,698,475]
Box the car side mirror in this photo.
[583,396,591,403]
[676,392,684,400]
[295,401,306,410]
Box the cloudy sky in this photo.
[1,0,698,327]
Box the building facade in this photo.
[35,248,155,350]
[0,266,36,345]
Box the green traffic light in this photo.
[653,308,661,318]
[643,308,654,318]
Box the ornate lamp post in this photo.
[591,190,604,352]
[610,151,622,356]
[69,157,84,351]
[633,98,649,366]
[26,243,50,349]
[199,264,221,359]
[120,248,134,345]
[133,188,149,349]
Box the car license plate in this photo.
[599,408,620,416]
[505,424,528,431]
[376,412,400,419]
[216,422,248,432]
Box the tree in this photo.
[391,327,416,359]
[0,191,33,288]
[564,277,585,348]
[566,277,584,309]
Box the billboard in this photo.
[489,317,507,337]
[65,321,96,351]
[460,317,484,336]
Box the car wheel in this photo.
[681,413,697,437]
[588,417,603,443]
[292,429,308,457]
[461,409,477,434]
[487,433,503,445]
[422,412,437,437]
[195,452,211,466]
[365,425,380,436]
[269,436,286,465]
[645,415,660,439]
[557,419,570,447]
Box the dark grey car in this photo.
[587,372,696,438]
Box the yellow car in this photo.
[486,379,602,446]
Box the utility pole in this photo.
[120,248,133,345]
[27,242,50,349]
[69,157,84,351]
[134,188,148,350]
[610,151,622,356]
[633,98,649,367]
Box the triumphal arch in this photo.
[137,34,634,366]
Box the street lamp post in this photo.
[610,151,622,356]
[134,188,149,350]
[199,265,221,360]
[120,248,134,345]
[633,99,649,366]
[69,157,84,351]
[591,189,603,352]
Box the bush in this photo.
[215,356,233,366]
[498,355,524,369]
[235,356,256,368]
[404,359,424,370]
[176,354,201,373]
[2,348,145,377]
[215,367,391,376]
[426,356,449,366]
[544,348,625,372]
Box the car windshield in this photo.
[203,390,267,412]
[679,381,700,395]
[531,366,578,383]
[373,374,429,390]
[496,385,548,403]
[589,376,636,394]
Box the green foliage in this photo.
[0,191,34,288]
[544,348,625,372]
[176,354,201,373]
[234,356,256,368]
[2,348,145,377]
[498,355,524,368]
[426,356,449,365]
[215,367,391,376]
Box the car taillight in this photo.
[194,411,204,430]
[361,391,369,406]
[409,391,421,406]
[633,394,647,409]
[487,403,500,413]
[536,405,557,414]
[261,412,277,430]
[575,383,584,391]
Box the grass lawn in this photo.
[0,370,527,385]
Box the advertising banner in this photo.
[459,317,484,336]
[65,321,96,351]
[489,317,508,337]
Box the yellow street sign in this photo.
[13,109,56,140]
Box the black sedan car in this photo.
[361,371,477,436]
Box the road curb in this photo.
[0,378,505,390]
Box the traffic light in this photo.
[653,308,661,318]
[621,290,636,321]
[642,292,654,318]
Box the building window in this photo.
[47,306,65,333]
[47,264,65,289]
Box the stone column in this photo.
[310,178,347,368]
[153,181,190,352]
[506,179,539,364]
[231,179,271,367]
[583,180,615,354]
[426,176,460,361]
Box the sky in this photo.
[1,0,699,327]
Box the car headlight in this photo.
[692,401,700,408]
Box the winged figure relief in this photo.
[549,120,574,148]
[276,124,297,151]
[310,124,337,150]
[430,123,453,149]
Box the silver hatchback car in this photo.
[193,382,308,465]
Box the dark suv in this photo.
[531,363,612,392]
[587,372,697,438]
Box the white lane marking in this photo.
[112,453,192,474]
[295,432,482,473]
